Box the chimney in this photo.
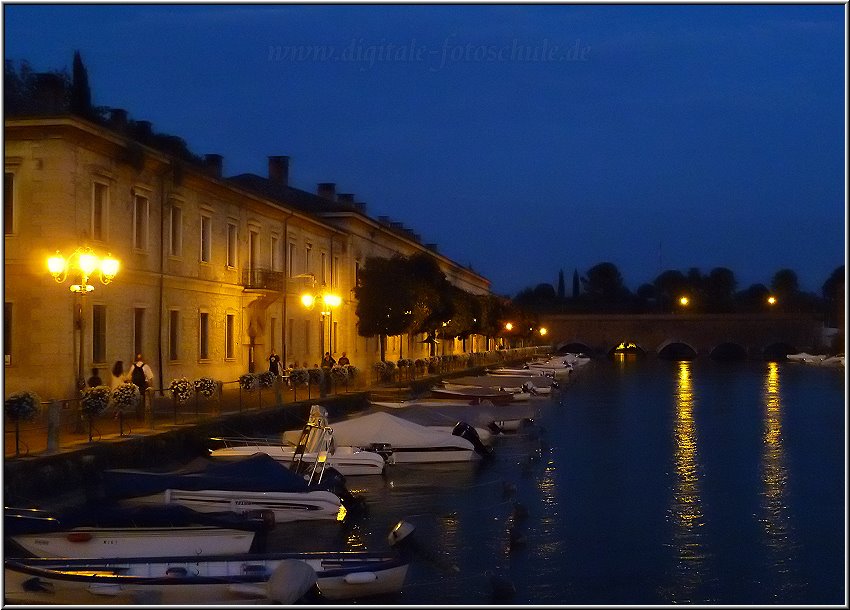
[317,182,336,200]
[108,108,128,132]
[377,215,390,224]
[425,243,438,252]
[354,202,367,213]
[337,193,355,204]
[32,73,67,114]
[204,154,223,178]
[268,156,289,186]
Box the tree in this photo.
[653,269,687,312]
[771,268,800,312]
[704,267,737,313]
[735,283,771,313]
[354,255,416,362]
[70,50,92,118]
[581,262,630,309]
[557,269,565,299]
[821,265,844,328]
[572,269,580,299]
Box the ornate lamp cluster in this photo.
[47,246,119,293]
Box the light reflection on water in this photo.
[666,360,708,603]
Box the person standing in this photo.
[320,352,336,397]
[338,352,350,366]
[268,351,282,377]
[86,367,103,387]
[130,354,154,417]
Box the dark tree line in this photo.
[514,262,845,318]
[354,253,536,361]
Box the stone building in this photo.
[3,114,491,400]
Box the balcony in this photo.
[242,268,285,292]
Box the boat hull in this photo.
[4,551,408,603]
[209,445,385,476]
[120,488,346,523]
[10,526,255,558]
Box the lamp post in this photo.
[300,286,340,358]
[47,247,120,390]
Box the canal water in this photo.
[263,358,846,605]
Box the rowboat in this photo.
[102,453,356,523]
[209,406,386,476]
[4,531,413,604]
[5,505,273,558]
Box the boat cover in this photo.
[101,453,310,500]
[367,402,538,429]
[303,411,474,451]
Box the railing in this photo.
[241,267,285,291]
[4,347,548,459]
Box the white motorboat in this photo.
[429,385,516,404]
[786,352,826,364]
[102,453,354,524]
[286,411,490,464]
[4,520,415,604]
[441,382,534,400]
[451,374,558,394]
[819,353,845,367]
[369,399,537,436]
[209,406,386,476]
[5,505,273,559]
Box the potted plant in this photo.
[80,385,111,442]
[110,382,140,436]
[4,390,42,456]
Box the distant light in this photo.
[767,296,777,306]
[505,322,513,331]
[539,327,548,336]
[679,296,689,307]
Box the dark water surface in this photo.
[264,359,846,605]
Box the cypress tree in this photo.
[70,50,92,118]
[572,269,580,298]
[557,269,565,299]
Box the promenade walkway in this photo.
[4,349,545,460]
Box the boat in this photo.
[101,453,358,524]
[4,504,273,559]
[285,411,490,464]
[450,374,559,394]
[441,381,535,400]
[819,353,845,367]
[786,352,826,364]
[209,406,386,476]
[429,385,516,404]
[4,520,416,604]
[369,399,538,435]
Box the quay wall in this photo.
[3,394,372,511]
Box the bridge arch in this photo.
[657,339,697,361]
[762,342,798,361]
[709,342,748,361]
[556,341,593,356]
[607,341,648,358]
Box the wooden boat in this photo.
[102,453,356,524]
[4,505,273,558]
[4,545,411,604]
[209,406,386,476]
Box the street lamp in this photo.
[47,246,120,389]
[300,285,341,357]
[678,296,690,307]
[767,295,777,307]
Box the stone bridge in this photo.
[538,313,826,360]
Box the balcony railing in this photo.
[242,268,285,291]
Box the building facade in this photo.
[4,115,491,401]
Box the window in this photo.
[286,318,294,363]
[333,256,339,288]
[248,229,258,273]
[288,242,296,277]
[169,310,180,361]
[270,235,280,272]
[226,222,238,267]
[4,172,15,235]
[305,243,312,274]
[321,252,327,285]
[270,317,277,354]
[199,312,210,360]
[225,313,235,360]
[4,302,11,365]
[332,320,338,354]
[92,304,106,363]
[304,320,311,361]
[92,182,108,241]
[133,193,149,250]
[133,308,145,357]
[169,205,182,257]
[200,215,211,263]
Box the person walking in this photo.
[109,361,127,390]
[130,354,154,418]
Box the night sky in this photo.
[4,3,845,296]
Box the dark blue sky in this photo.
[4,3,845,296]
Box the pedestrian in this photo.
[109,361,127,390]
[338,352,350,366]
[87,367,103,387]
[321,352,336,397]
[130,354,154,417]
[268,351,282,377]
